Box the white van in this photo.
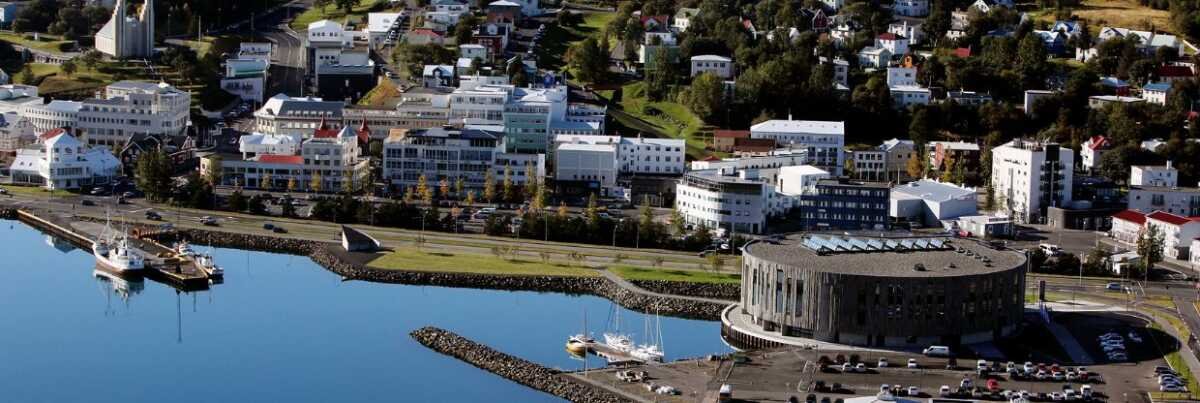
[1039,243,1062,256]
[923,345,951,357]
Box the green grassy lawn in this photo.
[611,82,709,160]
[0,184,75,198]
[291,0,392,31]
[0,32,72,53]
[358,81,402,106]
[25,63,115,95]
[610,266,740,284]
[538,12,614,70]
[368,247,601,277]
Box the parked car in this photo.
[81,199,95,206]
[263,223,275,230]
[201,216,219,226]
[878,358,889,368]
[1039,243,1062,256]
[923,346,951,357]
[939,386,951,397]
[145,211,162,220]
[1105,282,1123,291]
[272,226,288,234]
[907,386,919,396]
[907,359,919,369]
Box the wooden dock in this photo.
[17,209,213,291]
[582,341,648,365]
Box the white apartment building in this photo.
[893,0,929,17]
[552,135,684,175]
[690,148,810,185]
[8,129,120,190]
[1130,163,1178,187]
[675,168,784,234]
[890,85,931,108]
[23,100,82,134]
[239,132,301,156]
[775,165,830,197]
[76,81,191,149]
[1128,186,1200,217]
[0,111,34,153]
[204,125,369,192]
[306,20,352,71]
[450,84,510,124]
[0,84,43,116]
[364,12,403,48]
[690,55,733,79]
[991,139,1074,223]
[749,119,844,175]
[254,94,346,138]
[887,67,918,87]
[555,142,618,195]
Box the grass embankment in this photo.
[291,0,392,31]
[609,82,709,160]
[358,81,402,106]
[368,247,601,277]
[0,32,72,53]
[610,266,740,284]
[538,11,614,70]
[25,63,115,95]
[0,184,74,198]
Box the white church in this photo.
[95,0,155,59]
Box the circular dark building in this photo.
[727,235,1027,348]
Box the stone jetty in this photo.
[410,326,632,403]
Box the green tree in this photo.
[334,0,361,13]
[454,177,465,199]
[668,208,685,236]
[1136,223,1165,279]
[310,171,323,193]
[417,175,432,205]
[454,13,478,45]
[683,72,725,122]
[502,166,515,203]
[585,193,600,228]
[136,149,174,202]
[60,60,77,78]
[523,164,538,203]
[645,47,676,101]
[567,37,606,83]
[19,65,34,85]
[228,190,248,212]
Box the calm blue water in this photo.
[0,220,730,402]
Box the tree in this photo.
[439,178,451,200]
[464,191,476,206]
[79,50,102,71]
[287,178,298,193]
[523,164,538,202]
[683,72,725,122]
[19,65,34,85]
[567,37,606,83]
[228,190,248,212]
[502,166,515,203]
[454,177,465,199]
[645,47,676,101]
[585,193,600,227]
[906,153,925,179]
[417,175,433,205]
[260,173,273,190]
[60,60,77,78]
[455,13,478,45]
[908,107,934,146]
[334,0,361,14]
[314,0,333,12]
[532,180,547,211]
[310,171,323,193]
[484,169,497,203]
[135,149,174,202]
[341,171,355,194]
[204,155,223,188]
[1136,223,1165,279]
[557,201,569,219]
[668,208,685,236]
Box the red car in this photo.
[986,379,1000,392]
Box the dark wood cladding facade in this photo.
[740,252,1027,347]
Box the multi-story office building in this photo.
[749,119,845,175]
[675,168,785,234]
[450,84,510,125]
[23,100,82,134]
[254,94,346,138]
[203,125,369,192]
[553,135,684,175]
[689,149,809,185]
[990,139,1074,223]
[382,126,545,192]
[76,81,191,149]
[850,138,916,181]
[502,86,605,153]
[1127,186,1200,217]
[797,179,890,230]
[555,142,618,195]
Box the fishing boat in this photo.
[174,241,223,278]
[93,218,144,274]
[93,268,145,298]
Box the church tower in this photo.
[137,0,154,56]
[113,0,126,57]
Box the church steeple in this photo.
[138,0,155,56]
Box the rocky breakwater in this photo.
[410,327,632,403]
[148,228,728,321]
[628,280,739,301]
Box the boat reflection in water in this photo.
[44,234,76,253]
[93,266,145,302]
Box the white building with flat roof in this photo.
[555,142,618,195]
[254,94,346,138]
[676,168,787,234]
[23,100,82,134]
[991,139,1074,223]
[749,119,844,175]
[1128,186,1200,217]
[0,84,42,116]
[775,165,830,196]
[552,134,685,176]
[76,81,191,149]
[1130,163,1178,188]
[690,149,810,185]
[890,179,978,226]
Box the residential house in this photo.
[888,21,925,45]
[946,90,992,106]
[673,7,698,32]
[1098,27,1181,56]
[930,141,981,172]
[1024,90,1057,116]
[406,28,445,45]
[0,2,19,28]
[1088,95,1144,108]
[858,46,892,68]
[690,55,734,79]
[893,0,929,17]
[713,130,751,152]
[1131,162,1178,188]
[1032,30,1066,56]
[1141,82,1170,105]
[0,111,34,154]
[1157,65,1194,83]
[204,125,369,192]
[1079,135,1111,173]
[891,85,931,108]
[422,65,456,88]
[876,33,909,56]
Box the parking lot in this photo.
[573,312,1182,403]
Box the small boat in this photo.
[195,252,223,277]
[566,309,592,354]
[94,236,144,273]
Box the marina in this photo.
[15,209,217,291]
[0,218,731,402]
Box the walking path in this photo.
[598,269,734,306]
[1043,319,1095,365]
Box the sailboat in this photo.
[93,214,145,274]
[630,309,665,362]
[602,306,635,353]
[566,309,592,355]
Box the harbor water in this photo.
[0,220,730,402]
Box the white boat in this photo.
[566,309,592,354]
[196,252,223,277]
[94,236,145,273]
[631,310,665,362]
[602,305,636,353]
